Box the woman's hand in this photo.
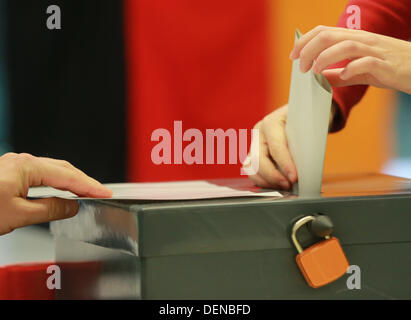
[0,153,112,235]
[246,25,411,189]
[245,105,296,189]
[245,103,337,189]
[290,25,411,94]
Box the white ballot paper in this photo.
[285,30,333,196]
[28,180,283,200]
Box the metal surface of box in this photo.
[51,173,411,299]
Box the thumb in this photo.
[15,197,79,227]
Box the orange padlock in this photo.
[291,215,349,288]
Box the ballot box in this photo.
[50,173,411,299]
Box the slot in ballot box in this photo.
[51,173,411,299]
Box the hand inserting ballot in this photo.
[0,152,112,235]
[246,25,411,189]
[245,103,337,190]
[291,25,411,94]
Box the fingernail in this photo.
[102,187,113,197]
[289,49,296,60]
[90,179,113,197]
[94,186,113,198]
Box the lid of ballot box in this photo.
[51,173,411,258]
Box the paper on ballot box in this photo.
[28,180,283,200]
[286,29,333,196]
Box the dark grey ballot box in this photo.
[50,173,411,299]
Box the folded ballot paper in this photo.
[285,29,333,197]
[28,180,283,201]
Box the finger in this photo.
[247,173,272,189]
[257,154,291,190]
[296,28,373,72]
[13,197,79,227]
[248,119,291,189]
[38,157,112,197]
[290,25,331,59]
[262,117,297,184]
[290,26,369,60]
[322,68,373,87]
[26,157,112,198]
[313,40,381,74]
[256,137,291,190]
[339,56,391,84]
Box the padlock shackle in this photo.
[291,215,316,253]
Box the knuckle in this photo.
[318,31,333,45]
[262,115,270,127]
[17,153,35,164]
[316,51,327,66]
[18,153,34,159]
[268,139,284,155]
[253,120,262,130]
[2,152,17,159]
[11,153,33,170]
[60,160,73,168]
[16,154,38,178]
[366,57,379,68]
[343,40,358,51]
[263,111,279,125]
